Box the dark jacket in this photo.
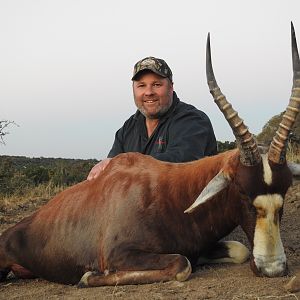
[108,92,217,162]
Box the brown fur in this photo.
[0,149,293,285]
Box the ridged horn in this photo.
[268,22,300,164]
[206,33,261,166]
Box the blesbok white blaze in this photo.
[251,155,286,276]
[253,194,285,277]
[262,154,273,186]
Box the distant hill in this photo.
[256,112,300,145]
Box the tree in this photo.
[0,156,15,194]
[217,140,236,153]
[24,165,50,185]
[0,120,18,144]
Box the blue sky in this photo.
[1,0,300,159]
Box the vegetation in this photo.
[256,112,300,162]
[0,156,98,199]
[217,140,236,153]
[257,111,300,145]
[0,140,236,199]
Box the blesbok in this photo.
[0,23,299,287]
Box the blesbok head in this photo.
[186,22,300,277]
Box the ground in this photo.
[0,182,300,300]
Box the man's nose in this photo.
[144,85,154,96]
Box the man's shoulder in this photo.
[123,111,140,124]
[118,111,142,132]
[174,100,210,120]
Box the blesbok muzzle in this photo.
[250,194,287,277]
[251,255,287,278]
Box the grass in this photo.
[287,142,300,163]
[0,182,65,213]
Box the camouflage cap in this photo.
[132,56,173,82]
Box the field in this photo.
[0,180,299,299]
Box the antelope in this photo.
[0,23,299,287]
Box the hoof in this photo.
[77,271,93,288]
[175,257,192,282]
[6,271,17,280]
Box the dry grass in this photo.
[0,183,65,212]
[287,142,300,163]
[232,294,299,300]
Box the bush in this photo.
[217,141,236,153]
[0,156,97,197]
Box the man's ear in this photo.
[168,79,174,94]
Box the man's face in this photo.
[132,72,173,119]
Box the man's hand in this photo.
[87,158,112,181]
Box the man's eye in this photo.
[154,83,162,87]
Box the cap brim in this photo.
[132,67,168,81]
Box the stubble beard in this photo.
[138,102,172,119]
[137,92,173,119]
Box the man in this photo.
[87,56,217,180]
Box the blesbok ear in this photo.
[287,162,300,176]
[184,171,231,214]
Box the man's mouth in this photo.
[144,99,158,103]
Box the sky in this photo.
[1,0,300,159]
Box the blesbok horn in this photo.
[268,22,300,164]
[206,33,261,166]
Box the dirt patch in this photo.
[0,182,300,300]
